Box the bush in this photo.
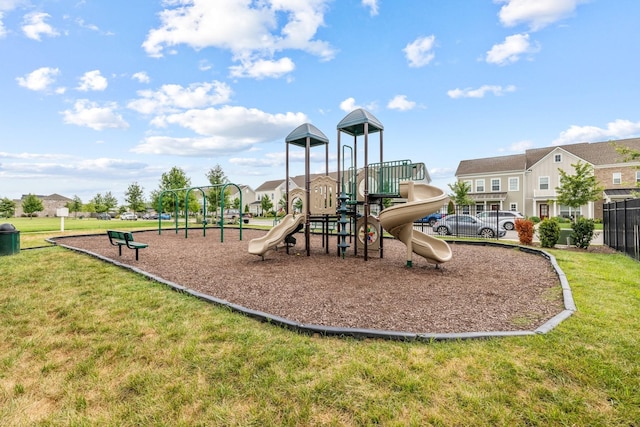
[528,216,541,224]
[538,218,560,248]
[572,217,595,249]
[514,218,534,245]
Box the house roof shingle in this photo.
[456,137,640,176]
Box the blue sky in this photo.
[1,0,639,204]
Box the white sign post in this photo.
[56,208,69,231]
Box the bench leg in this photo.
[135,248,139,261]
[118,245,122,256]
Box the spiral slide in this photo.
[248,213,305,258]
[378,181,453,266]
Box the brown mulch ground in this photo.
[56,228,567,334]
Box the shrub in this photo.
[514,218,534,245]
[572,217,595,249]
[528,216,541,224]
[538,218,560,248]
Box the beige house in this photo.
[13,193,74,217]
[455,137,640,220]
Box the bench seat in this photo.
[107,230,148,260]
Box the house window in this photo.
[554,154,562,163]
[510,203,517,211]
[539,176,549,190]
[475,179,485,192]
[476,204,485,213]
[637,171,640,183]
[613,172,622,185]
[508,177,519,191]
[491,178,500,191]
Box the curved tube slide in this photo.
[378,181,453,266]
[248,214,305,258]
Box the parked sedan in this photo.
[120,212,138,220]
[415,212,445,226]
[432,214,506,238]
[476,210,524,231]
[96,213,111,220]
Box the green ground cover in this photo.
[0,241,638,425]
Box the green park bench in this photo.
[107,230,148,261]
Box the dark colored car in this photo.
[415,212,445,226]
[96,213,111,220]
[432,214,506,238]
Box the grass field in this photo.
[1,225,639,425]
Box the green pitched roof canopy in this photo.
[285,123,329,147]
[337,108,384,136]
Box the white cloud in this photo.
[0,12,6,37]
[229,57,295,79]
[61,99,129,130]
[552,119,640,146]
[339,97,360,112]
[387,95,416,111]
[496,0,584,31]
[132,71,150,83]
[77,70,108,91]
[22,11,59,40]
[362,0,379,16]
[1,0,27,37]
[447,85,516,99]
[485,33,539,65]
[16,66,60,91]
[150,105,306,137]
[127,81,232,115]
[230,150,314,169]
[142,0,334,79]
[498,140,534,152]
[133,135,256,156]
[403,35,436,68]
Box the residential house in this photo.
[13,193,74,217]
[227,184,256,213]
[455,137,640,220]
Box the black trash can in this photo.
[0,223,20,256]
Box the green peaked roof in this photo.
[285,123,329,147]
[337,108,384,136]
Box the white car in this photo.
[476,210,524,231]
[120,212,138,220]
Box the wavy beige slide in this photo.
[378,181,452,266]
[248,213,305,259]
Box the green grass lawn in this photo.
[0,241,639,425]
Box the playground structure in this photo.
[157,183,243,242]
[248,108,453,267]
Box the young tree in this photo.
[22,194,44,218]
[155,166,196,214]
[103,191,118,212]
[232,197,241,210]
[260,195,273,216]
[0,197,16,218]
[90,193,107,213]
[447,181,474,208]
[556,161,604,220]
[125,182,146,213]
[206,164,230,213]
[66,195,83,218]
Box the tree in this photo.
[154,166,196,214]
[260,195,273,216]
[232,197,241,209]
[0,197,16,218]
[89,193,107,213]
[66,195,83,218]
[447,181,474,208]
[125,182,146,213]
[556,161,604,220]
[103,191,118,212]
[22,194,44,218]
[206,164,230,213]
